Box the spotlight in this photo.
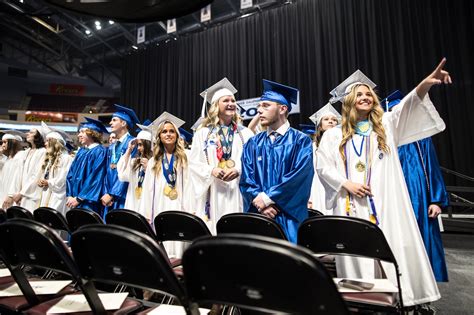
[132,45,138,50]
[85,29,91,35]
[95,24,102,30]
[94,21,101,26]
[108,20,115,25]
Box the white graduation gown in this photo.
[117,154,144,212]
[316,90,445,306]
[0,155,23,207]
[12,148,46,211]
[138,156,193,258]
[308,143,333,215]
[38,152,73,215]
[188,126,254,234]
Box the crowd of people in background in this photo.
[0,58,452,308]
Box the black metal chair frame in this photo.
[33,207,71,235]
[216,212,287,240]
[182,234,349,315]
[297,215,404,314]
[6,206,33,220]
[66,207,104,232]
[153,211,212,243]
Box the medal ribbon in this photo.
[162,153,176,187]
[137,165,145,188]
[344,134,379,225]
[217,123,235,161]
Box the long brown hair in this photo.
[3,139,22,158]
[132,139,152,172]
[339,84,390,162]
[41,138,66,172]
[152,122,188,174]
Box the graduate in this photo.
[66,118,108,214]
[0,130,25,209]
[316,59,451,306]
[10,125,47,211]
[101,104,140,217]
[308,102,341,215]
[383,90,449,282]
[188,78,254,233]
[117,122,153,212]
[37,122,74,215]
[239,80,314,243]
[138,112,193,257]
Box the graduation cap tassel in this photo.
[201,90,208,118]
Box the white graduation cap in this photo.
[41,121,71,145]
[135,122,152,142]
[33,123,49,140]
[199,78,238,118]
[1,130,25,142]
[329,70,377,103]
[191,117,204,132]
[148,112,185,148]
[309,102,342,127]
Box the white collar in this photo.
[267,120,290,136]
[86,143,99,149]
[117,132,130,143]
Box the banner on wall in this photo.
[25,111,78,123]
[49,84,85,96]
[201,4,211,22]
[167,19,176,33]
[137,26,146,44]
[237,96,300,120]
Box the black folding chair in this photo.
[33,207,71,235]
[66,207,104,232]
[182,234,349,314]
[308,208,324,217]
[6,206,33,220]
[298,215,404,314]
[71,224,197,315]
[106,209,156,239]
[154,211,212,243]
[216,212,287,240]
[0,219,119,314]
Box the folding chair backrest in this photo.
[154,211,212,242]
[33,207,71,234]
[183,234,348,314]
[106,208,156,239]
[298,216,397,263]
[71,224,190,310]
[216,213,287,240]
[308,208,324,217]
[6,206,33,220]
[66,208,104,232]
[0,219,82,306]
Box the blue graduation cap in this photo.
[179,127,193,143]
[299,124,316,136]
[381,90,404,112]
[80,117,109,134]
[260,79,299,111]
[136,119,151,133]
[113,104,140,129]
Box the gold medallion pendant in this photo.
[163,184,172,196]
[110,163,117,169]
[355,160,366,172]
[218,160,227,169]
[168,188,178,200]
[135,186,142,199]
[225,159,236,168]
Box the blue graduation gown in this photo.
[398,137,449,281]
[103,134,136,217]
[240,128,314,243]
[66,145,107,214]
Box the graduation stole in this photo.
[111,139,126,164]
[344,133,379,225]
[204,123,244,166]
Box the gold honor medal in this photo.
[163,184,172,196]
[168,188,178,200]
[218,160,227,169]
[225,159,235,168]
[110,163,117,169]
[355,160,366,172]
[135,186,142,199]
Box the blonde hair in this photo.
[339,84,390,162]
[41,138,65,172]
[200,97,242,129]
[152,122,188,175]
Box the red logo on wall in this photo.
[49,84,85,96]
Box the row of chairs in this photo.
[1,206,403,313]
[0,219,349,314]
